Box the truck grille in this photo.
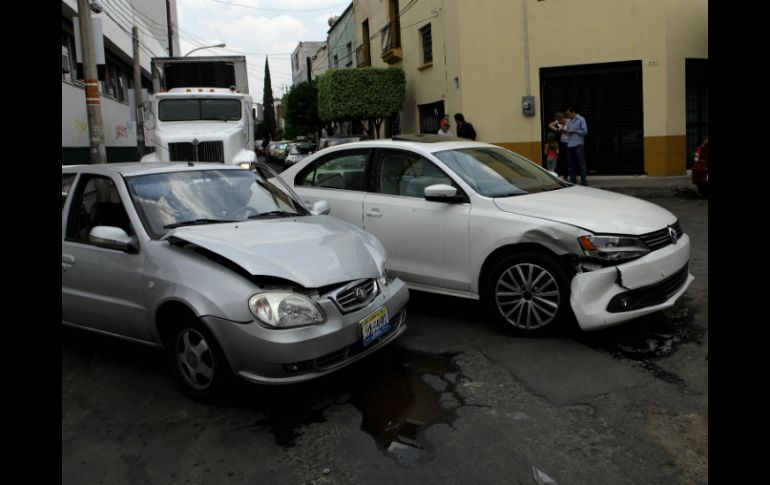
[639,221,684,252]
[168,141,224,163]
[328,279,379,314]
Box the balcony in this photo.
[355,44,371,67]
[380,20,402,64]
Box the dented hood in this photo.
[493,185,677,234]
[167,216,385,288]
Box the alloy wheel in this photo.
[494,263,561,330]
[175,328,215,391]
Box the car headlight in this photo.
[377,267,394,288]
[239,162,251,169]
[248,292,326,328]
[578,234,650,263]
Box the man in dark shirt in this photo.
[454,113,477,140]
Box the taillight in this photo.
[694,147,701,163]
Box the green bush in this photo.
[318,68,406,123]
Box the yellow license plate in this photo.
[361,307,390,347]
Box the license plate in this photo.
[361,306,390,347]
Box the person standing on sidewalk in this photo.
[565,107,588,185]
[544,133,559,173]
[437,118,454,137]
[548,112,569,179]
[454,113,477,140]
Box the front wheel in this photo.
[484,251,572,335]
[170,319,232,402]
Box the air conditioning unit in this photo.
[62,45,70,73]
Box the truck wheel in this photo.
[484,251,571,335]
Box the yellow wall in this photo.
[352,0,707,175]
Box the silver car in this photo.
[61,162,408,400]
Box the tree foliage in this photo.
[283,80,322,139]
[262,58,276,142]
[317,67,405,138]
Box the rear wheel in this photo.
[484,251,572,335]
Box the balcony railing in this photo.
[380,19,402,63]
[355,44,371,67]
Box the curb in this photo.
[591,185,700,199]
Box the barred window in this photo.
[419,24,432,64]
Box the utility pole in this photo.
[166,0,174,56]
[132,26,145,157]
[77,0,107,164]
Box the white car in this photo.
[280,135,693,334]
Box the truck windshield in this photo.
[158,99,242,122]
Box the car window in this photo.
[374,149,456,198]
[62,173,76,210]
[434,147,566,196]
[127,168,308,238]
[66,175,133,244]
[297,149,370,191]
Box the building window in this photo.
[334,54,339,68]
[346,42,353,67]
[419,24,432,65]
[362,19,371,66]
[61,33,79,84]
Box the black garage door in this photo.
[540,61,644,175]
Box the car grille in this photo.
[639,221,684,252]
[607,263,690,313]
[169,141,224,163]
[329,279,379,314]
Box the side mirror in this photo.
[89,226,136,252]
[424,184,464,203]
[309,200,331,215]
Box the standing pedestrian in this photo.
[437,118,454,137]
[544,133,559,173]
[548,112,569,179]
[454,113,477,140]
[565,107,588,185]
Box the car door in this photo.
[292,148,372,228]
[61,172,150,341]
[363,148,471,291]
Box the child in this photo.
[544,133,559,173]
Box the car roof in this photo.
[61,162,247,177]
[314,137,500,157]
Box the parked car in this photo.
[280,135,693,335]
[62,162,409,400]
[318,135,370,151]
[691,137,708,197]
[284,142,314,167]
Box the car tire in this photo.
[484,251,572,336]
[169,318,232,402]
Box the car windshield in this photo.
[158,98,242,121]
[127,168,307,238]
[433,147,567,197]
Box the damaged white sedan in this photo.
[61,162,408,400]
[280,136,693,334]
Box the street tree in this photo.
[283,80,322,140]
[317,67,405,138]
[262,58,276,146]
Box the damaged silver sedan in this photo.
[61,162,408,400]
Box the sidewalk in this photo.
[584,172,697,198]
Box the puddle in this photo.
[243,346,468,467]
[350,347,466,466]
[577,298,705,385]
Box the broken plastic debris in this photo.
[532,466,558,485]
[323,468,331,474]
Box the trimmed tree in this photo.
[261,58,276,146]
[283,80,322,140]
[317,67,405,138]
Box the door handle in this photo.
[365,208,382,218]
[62,254,75,271]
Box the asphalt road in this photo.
[61,195,708,485]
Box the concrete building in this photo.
[352,0,708,175]
[291,41,329,86]
[61,0,180,164]
[328,4,356,70]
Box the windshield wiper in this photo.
[493,191,527,198]
[164,218,237,229]
[246,210,296,219]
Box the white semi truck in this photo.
[141,56,256,168]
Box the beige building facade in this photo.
[352,0,708,176]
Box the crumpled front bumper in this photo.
[570,234,693,331]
